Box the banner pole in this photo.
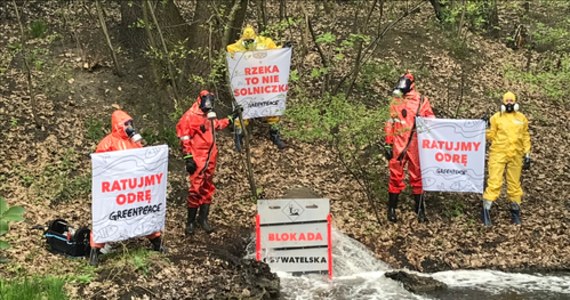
[226,53,258,201]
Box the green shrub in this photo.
[439,0,495,33]
[532,22,570,52]
[286,93,389,222]
[504,55,570,105]
[28,20,48,39]
[0,197,25,252]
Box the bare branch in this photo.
[12,0,41,128]
[95,0,122,76]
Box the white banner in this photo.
[91,145,169,243]
[226,48,292,119]
[256,199,332,277]
[416,117,486,193]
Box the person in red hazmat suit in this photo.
[481,91,531,226]
[89,110,164,266]
[226,24,291,151]
[177,90,239,235]
[384,72,435,223]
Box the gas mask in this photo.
[392,76,413,97]
[124,120,142,143]
[199,94,215,113]
[242,39,256,50]
[501,103,519,113]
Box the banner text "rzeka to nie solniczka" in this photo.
[233,65,288,97]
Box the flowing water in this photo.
[246,229,570,299]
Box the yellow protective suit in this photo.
[483,108,531,204]
[226,25,280,129]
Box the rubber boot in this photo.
[269,128,286,150]
[89,248,99,266]
[198,204,214,233]
[387,193,399,222]
[510,202,522,225]
[481,200,493,226]
[234,129,243,152]
[150,236,167,253]
[186,207,198,235]
[413,194,427,223]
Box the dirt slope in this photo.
[0,2,568,299]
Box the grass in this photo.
[0,276,67,300]
[105,247,162,276]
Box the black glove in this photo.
[481,114,490,127]
[184,155,197,174]
[384,145,393,161]
[523,154,531,170]
[283,41,292,48]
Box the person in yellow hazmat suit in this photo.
[227,25,291,151]
[481,91,531,226]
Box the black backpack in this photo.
[43,219,91,257]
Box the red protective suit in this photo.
[90,110,161,249]
[384,89,435,195]
[176,91,231,208]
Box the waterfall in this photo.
[245,228,570,300]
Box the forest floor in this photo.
[0,2,569,300]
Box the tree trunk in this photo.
[12,0,41,128]
[119,0,191,54]
[279,0,287,20]
[225,0,249,48]
[95,0,122,76]
[119,0,147,50]
[485,0,499,37]
[428,0,444,21]
[256,0,266,33]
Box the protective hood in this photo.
[111,110,133,139]
[502,91,517,104]
[241,25,257,40]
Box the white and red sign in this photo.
[256,198,332,278]
[226,48,292,119]
[416,117,486,193]
[91,145,168,243]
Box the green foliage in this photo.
[106,248,162,275]
[261,17,300,42]
[286,93,387,143]
[10,117,18,128]
[0,276,67,300]
[286,93,389,219]
[85,117,107,142]
[142,128,179,148]
[65,265,96,284]
[442,197,465,219]
[316,32,336,45]
[142,108,183,148]
[445,34,474,60]
[358,60,400,90]
[439,0,494,33]
[504,55,570,105]
[0,197,25,252]
[28,19,48,38]
[283,25,396,212]
[532,22,570,52]
[145,39,197,85]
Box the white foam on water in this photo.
[246,228,570,299]
[278,270,427,300]
[431,269,570,294]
